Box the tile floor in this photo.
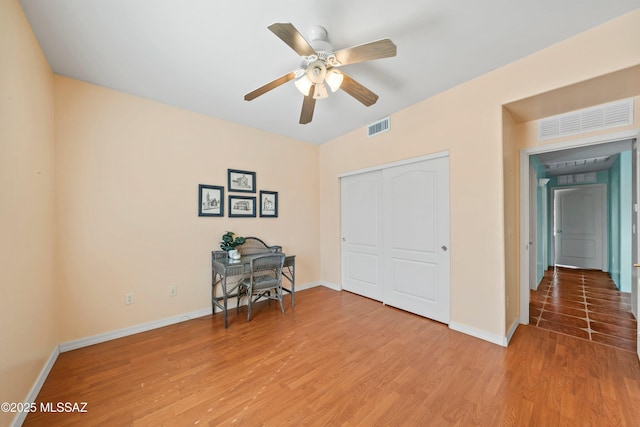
[530,267,637,352]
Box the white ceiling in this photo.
[19,0,640,144]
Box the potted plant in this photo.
[220,231,245,259]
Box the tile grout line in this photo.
[582,270,592,341]
[530,267,637,352]
[538,270,554,327]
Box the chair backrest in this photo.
[239,237,282,255]
[250,253,285,284]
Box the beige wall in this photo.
[3,1,640,415]
[54,76,320,342]
[502,108,520,332]
[319,10,640,340]
[0,0,56,425]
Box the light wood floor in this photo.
[25,287,640,426]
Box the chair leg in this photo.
[223,296,228,329]
[277,287,284,314]
[247,292,253,322]
[236,286,243,314]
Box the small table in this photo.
[211,252,296,327]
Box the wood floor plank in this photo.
[24,287,640,426]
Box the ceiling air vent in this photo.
[368,117,390,137]
[537,98,633,141]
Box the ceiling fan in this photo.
[244,23,397,125]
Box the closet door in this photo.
[382,157,450,323]
[341,170,384,301]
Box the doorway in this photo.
[519,130,639,359]
[552,184,607,270]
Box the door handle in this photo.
[441,245,448,252]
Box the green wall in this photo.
[609,151,632,292]
[531,151,632,292]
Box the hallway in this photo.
[530,267,637,352]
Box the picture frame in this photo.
[259,190,278,218]
[198,185,224,217]
[228,169,256,193]
[228,195,256,217]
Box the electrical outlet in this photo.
[125,293,134,305]
[169,286,177,297]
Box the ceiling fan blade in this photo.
[268,23,316,57]
[244,71,297,101]
[299,85,316,124]
[340,73,379,106]
[333,39,397,66]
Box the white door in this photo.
[341,170,384,301]
[633,139,640,361]
[529,167,538,290]
[554,185,606,269]
[382,157,451,323]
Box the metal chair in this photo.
[240,253,286,321]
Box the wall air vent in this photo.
[537,98,633,141]
[557,172,597,185]
[367,117,390,137]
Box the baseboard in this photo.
[59,307,212,352]
[59,281,325,352]
[287,280,323,291]
[506,319,520,344]
[317,281,341,291]
[449,322,508,347]
[11,345,60,427]
[285,280,339,291]
[23,279,340,423]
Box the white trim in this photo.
[449,322,508,347]
[59,280,323,352]
[295,281,328,291]
[318,281,341,291]
[13,279,380,426]
[59,307,212,352]
[338,151,449,178]
[506,318,520,344]
[519,128,639,325]
[11,345,60,427]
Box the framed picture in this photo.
[260,190,278,218]
[229,195,256,217]
[228,169,256,193]
[198,185,224,217]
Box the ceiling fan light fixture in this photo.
[306,60,326,84]
[325,69,344,92]
[294,75,313,96]
[313,82,329,99]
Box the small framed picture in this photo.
[228,169,256,193]
[260,190,278,218]
[198,185,224,217]
[229,195,256,217]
